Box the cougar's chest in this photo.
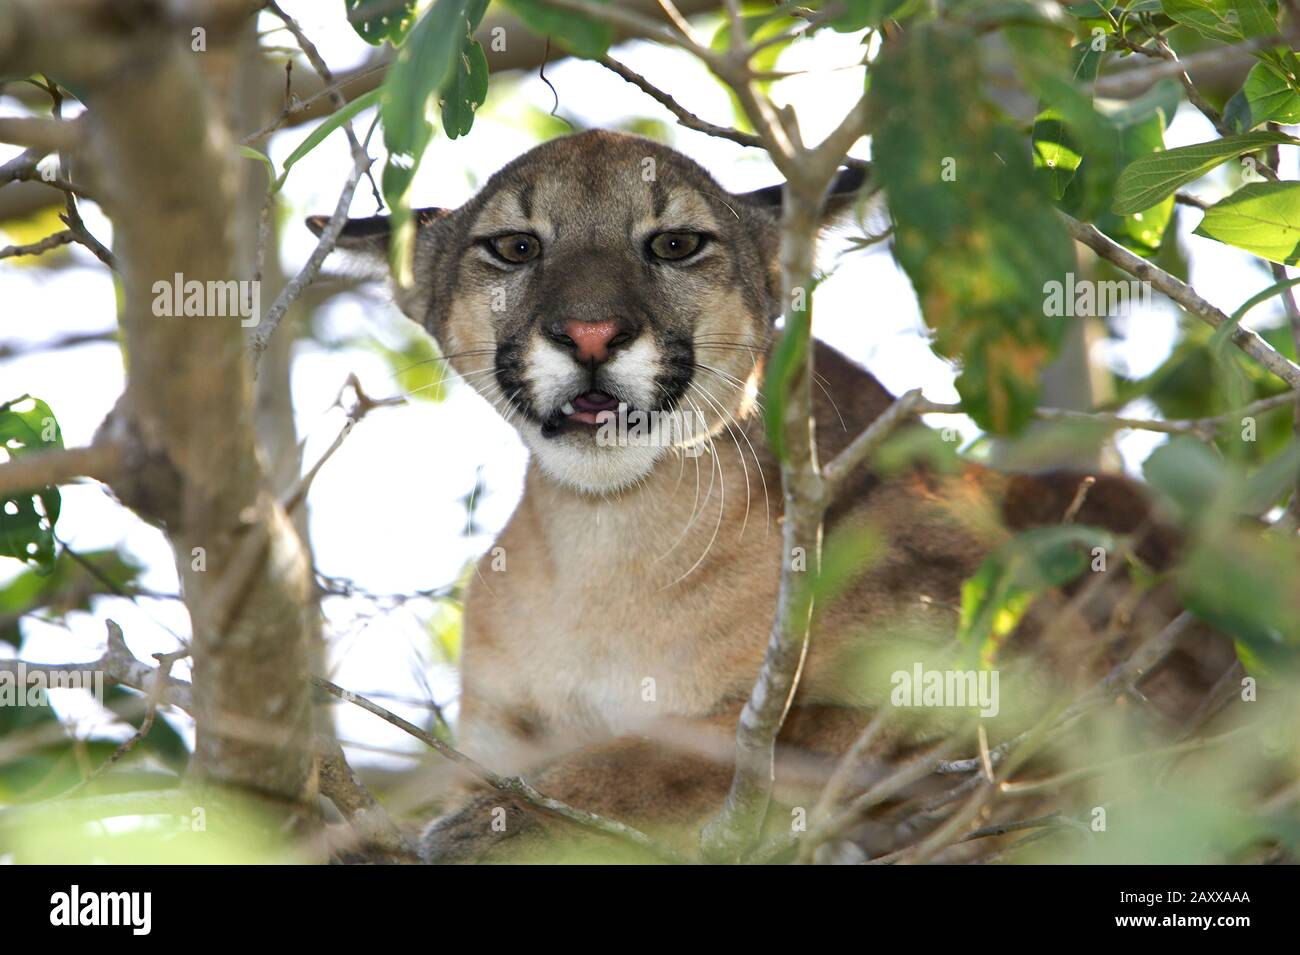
[473,484,779,733]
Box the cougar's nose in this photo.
[552,318,628,364]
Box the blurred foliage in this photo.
[370,322,450,402]
[0,207,72,268]
[0,685,188,805]
[871,18,1074,432]
[1,789,307,863]
[0,547,144,647]
[381,0,491,284]
[871,424,963,477]
[958,525,1116,668]
[1144,436,1300,669]
[710,5,802,134]
[427,599,463,666]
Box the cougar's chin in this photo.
[518,419,665,494]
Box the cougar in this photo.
[309,130,1233,863]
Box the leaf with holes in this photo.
[1194,180,1300,265]
[441,38,490,139]
[1112,131,1295,215]
[0,396,63,574]
[381,0,489,285]
[345,0,419,45]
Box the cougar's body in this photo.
[457,345,1002,766]
[313,130,1229,863]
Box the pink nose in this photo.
[564,319,620,363]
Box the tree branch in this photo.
[700,87,873,861]
[1060,212,1300,390]
[0,442,124,498]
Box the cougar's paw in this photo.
[419,792,543,864]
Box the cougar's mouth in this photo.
[562,390,621,425]
[540,389,631,437]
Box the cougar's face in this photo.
[316,131,849,493]
[436,133,779,493]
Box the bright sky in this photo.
[0,1,1292,772]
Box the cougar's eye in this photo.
[486,233,541,264]
[648,231,704,261]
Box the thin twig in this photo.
[312,677,686,863]
[248,141,372,366]
[251,2,376,363]
[0,229,74,259]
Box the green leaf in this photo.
[441,39,490,139]
[871,22,1075,433]
[814,522,884,605]
[762,304,810,463]
[1112,131,1295,215]
[871,425,962,476]
[1225,52,1300,132]
[237,145,276,186]
[1029,42,1105,202]
[1038,76,1179,255]
[502,0,612,59]
[1100,76,1184,130]
[1091,109,1175,255]
[0,396,63,574]
[1161,0,1276,43]
[1180,529,1299,671]
[1193,180,1300,264]
[1033,107,1085,200]
[346,0,419,45]
[381,0,490,285]
[828,0,907,32]
[373,327,451,401]
[274,88,381,193]
[1142,435,1227,521]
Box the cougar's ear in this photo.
[303,206,450,276]
[739,165,869,220]
[305,206,452,328]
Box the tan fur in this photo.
[315,131,1233,864]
